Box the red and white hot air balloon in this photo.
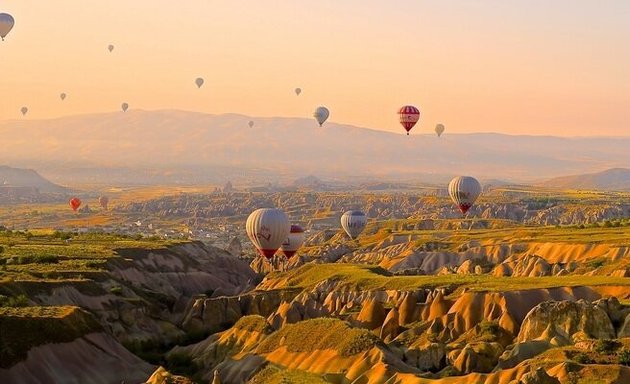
[398,105,420,135]
[246,208,290,259]
[279,225,305,259]
[448,176,482,214]
[69,197,82,212]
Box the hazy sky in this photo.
[1,1,629,136]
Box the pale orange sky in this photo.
[1,1,629,136]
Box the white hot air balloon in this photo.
[20,106,28,116]
[248,120,254,128]
[121,102,129,112]
[313,106,329,127]
[60,93,67,101]
[295,88,302,96]
[341,210,367,239]
[246,208,290,259]
[448,176,482,214]
[108,44,114,53]
[0,13,15,41]
[435,123,445,137]
[195,77,204,88]
[279,225,305,259]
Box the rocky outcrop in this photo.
[517,300,615,345]
[146,366,194,384]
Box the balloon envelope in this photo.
[295,88,302,96]
[98,196,109,210]
[435,123,445,137]
[195,77,204,88]
[60,93,67,101]
[0,13,15,40]
[108,44,114,52]
[313,106,330,127]
[279,225,305,259]
[341,210,367,239]
[20,107,28,116]
[121,103,129,112]
[448,176,481,214]
[398,105,420,135]
[69,197,81,212]
[246,208,290,259]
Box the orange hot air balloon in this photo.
[69,197,81,212]
[98,196,109,210]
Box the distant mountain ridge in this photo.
[0,110,628,184]
[540,168,630,190]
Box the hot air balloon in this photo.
[121,103,129,112]
[313,106,329,127]
[295,88,302,96]
[398,105,420,135]
[60,93,67,101]
[246,208,289,259]
[279,225,305,259]
[69,197,81,212]
[448,176,481,214]
[108,44,114,53]
[248,120,254,128]
[195,77,204,88]
[20,107,28,116]
[0,13,15,41]
[98,196,109,210]
[435,123,445,137]
[341,210,367,239]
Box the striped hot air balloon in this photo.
[341,210,367,239]
[448,176,481,214]
[279,225,305,259]
[398,105,420,135]
[246,208,290,259]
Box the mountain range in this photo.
[0,110,627,185]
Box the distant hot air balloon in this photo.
[246,208,290,259]
[108,44,114,53]
[20,107,28,116]
[69,197,82,212]
[313,106,329,127]
[295,88,302,96]
[248,120,254,128]
[341,210,367,239]
[121,103,129,112]
[279,225,305,259]
[0,13,15,41]
[398,105,420,135]
[98,196,109,210]
[60,93,67,101]
[435,123,445,137]
[448,176,481,214]
[195,77,204,88]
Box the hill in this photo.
[540,168,630,190]
[1,110,629,184]
[0,166,67,193]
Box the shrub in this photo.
[618,349,630,366]
[110,286,123,296]
[0,294,29,307]
[573,352,593,364]
[595,339,622,354]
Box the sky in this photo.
[1,1,629,136]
